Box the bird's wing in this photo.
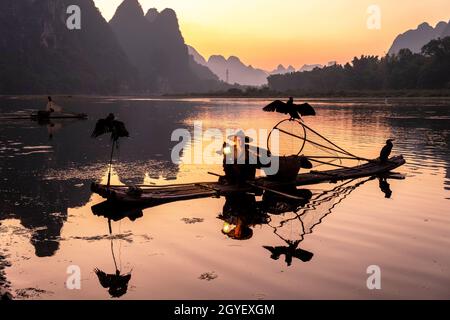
[94,268,112,288]
[91,119,112,138]
[294,103,316,116]
[111,120,130,140]
[263,246,276,253]
[263,100,287,113]
[293,249,314,262]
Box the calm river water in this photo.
[0,96,449,299]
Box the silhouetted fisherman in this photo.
[380,139,394,163]
[263,240,314,266]
[220,131,257,185]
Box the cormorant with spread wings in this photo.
[91,113,129,142]
[263,97,316,120]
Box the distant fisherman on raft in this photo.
[37,96,62,118]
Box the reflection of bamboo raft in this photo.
[91,156,405,206]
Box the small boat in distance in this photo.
[0,112,88,121]
[0,96,87,121]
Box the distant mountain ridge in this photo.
[0,0,137,94]
[187,46,331,85]
[299,64,323,72]
[0,0,226,94]
[187,46,269,86]
[388,20,450,55]
[270,64,296,75]
[110,0,221,93]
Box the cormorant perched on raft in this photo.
[263,97,316,120]
[380,139,395,163]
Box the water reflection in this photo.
[1,96,449,299]
[93,219,133,298]
[0,98,197,259]
[89,174,400,279]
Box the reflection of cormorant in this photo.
[263,98,316,120]
[263,240,314,266]
[378,177,392,198]
[91,204,136,298]
[94,268,132,298]
[380,139,394,162]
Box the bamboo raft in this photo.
[0,112,88,120]
[91,155,405,206]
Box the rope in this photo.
[309,158,365,171]
[301,122,367,160]
[267,119,306,156]
[267,118,372,163]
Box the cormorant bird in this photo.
[91,113,130,186]
[263,98,316,120]
[91,113,129,142]
[94,268,132,298]
[379,139,394,162]
[263,240,314,266]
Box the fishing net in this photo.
[268,177,373,243]
[267,119,368,170]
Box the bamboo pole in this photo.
[246,181,306,200]
[107,140,115,187]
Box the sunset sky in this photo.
[93,0,450,70]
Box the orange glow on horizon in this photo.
[94,0,450,70]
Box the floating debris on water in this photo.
[181,218,204,224]
[199,272,218,281]
[253,293,267,300]
[15,287,53,299]
[70,232,134,243]
[140,234,153,241]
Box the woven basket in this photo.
[264,155,303,181]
